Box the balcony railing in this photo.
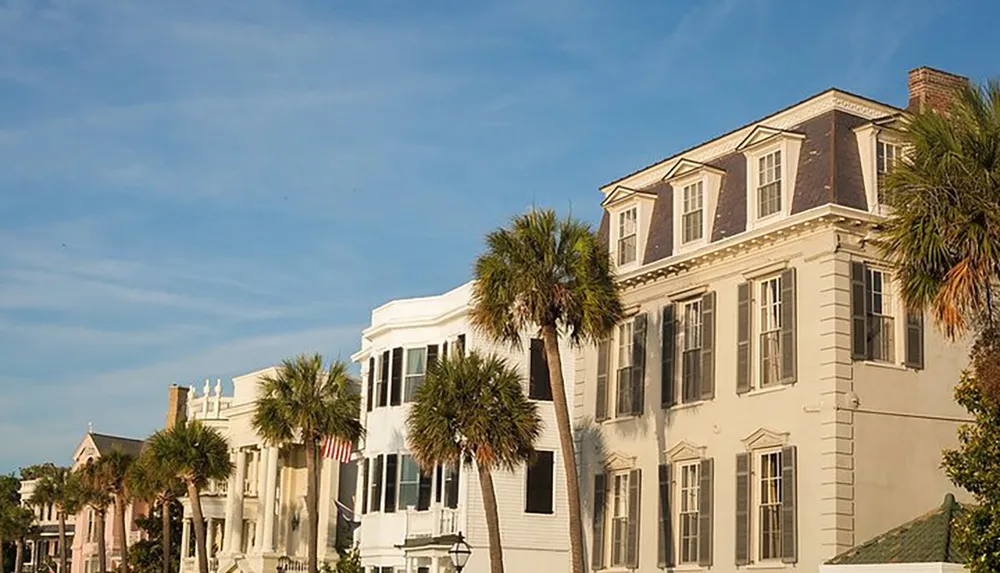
[403,505,459,539]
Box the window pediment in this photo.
[736,125,805,152]
[662,158,726,182]
[742,427,790,451]
[601,185,658,208]
[603,451,637,472]
[665,440,706,462]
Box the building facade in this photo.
[19,478,76,573]
[69,432,146,573]
[352,282,574,573]
[175,373,355,573]
[574,67,972,573]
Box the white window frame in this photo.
[397,455,421,510]
[681,299,703,402]
[681,180,705,244]
[876,138,903,205]
[754,449,783,562]
[373,352,384,409]
[677,462,700,565]
[608,471,631,567]
[403,347,427,403]
[756,149,783,220]
[614,319,635,417]
[617,206,639,268]
[742,135,801,231]
[757,275,783,389]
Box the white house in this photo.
[351,281,575,573]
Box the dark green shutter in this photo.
[701,292,716,400]
[851,261,869,360]
[592,473,607,569]
[390,347,403,406]
[378,351,389,407]
[442,341,448,360]
[366,357,374,413]
[698,458,714,567]
[905,310,925,369]
[626,469,641,569]
[427,344,439,370]
[384,454,398,513]
[596,339,610,422]
[361,458,370,514]
[735,453,750,565]
[434,465,443,504]
[737,283,752,394]
[457,334,466,356]
[631,313,647,416]
[661,305,676,408]
[417,469,432,511]
[529,338,552,400]
[781,446,798,563]
[658,464,673,567]
[780,268,797,385]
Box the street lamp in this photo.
[448,534,472,572]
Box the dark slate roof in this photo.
[596,211,609,248]
[633,109,872,266]
[826,494,965,565]
[90,433,144,458]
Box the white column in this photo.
[180,519,191,565]
[224,450,247,554]
[260,446,279,553]
[431,556,440,573]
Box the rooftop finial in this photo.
[88,421,93,434]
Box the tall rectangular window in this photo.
[877,140,902,204]
[610,472,630,567]
[370,456,384,513]
[758,451,783,561]
[681,300,702,402]
[678,463,700,564]
[403,348,427,403]
[757,150,782,218]
[397,455,421,510]
[759,276,783,387]
[615,320,634,416]
[866,268,895,363]
[682,181,704,243]
[525,451,555,514]
[618,207,638,266]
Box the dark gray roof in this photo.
[89,433,144,458]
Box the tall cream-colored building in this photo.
[575,67,971,573]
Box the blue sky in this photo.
[1,0,997,470]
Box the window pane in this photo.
[525,451,554,514]
[758,452,783,560]
[398,456,420,510]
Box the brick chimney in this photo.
[166,384,190,429]
[908,67,969,113]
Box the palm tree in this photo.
[73,461,114,573]
[128,449,184,573]
[876,80,1000,339]
[147,421,232,573]
[6,506,36,573]
[252,354,364,573]
[470,208,623,573]
[96,452,135,573]
[30,467,78,573]
[406,351,541,573]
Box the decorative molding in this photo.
[741,260,789,280]
[601,185,658,208]
[667,284,709,302]
[665,440,706,462]
[735,125,805,152]
[604,451,637,471]
[742,427,790,451]
[662,158,725,182]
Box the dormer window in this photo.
[617,207,638,266]
[876,139,902,204]
[757,150,782,218]
[681,181,704,244]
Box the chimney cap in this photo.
[908,66,969,82]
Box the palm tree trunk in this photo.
[541,324,585,573]
[186,483,208,573]
[160,500,171,573]
[96,509,107,573]
[58,511,67,573]
[14,538,24,573]
[115,496,129,573]
[476,464,504,573]
[305,441,319,573]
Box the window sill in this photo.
[603,414,641,425]
[742,562,790,570]
[742,384,788,398]
[669,564,704,571]
[668,400,706,411]
[860,360,908,371]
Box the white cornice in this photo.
[601,90,900,193]
[614,203,880,289]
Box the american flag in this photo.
[322,436,353,463]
